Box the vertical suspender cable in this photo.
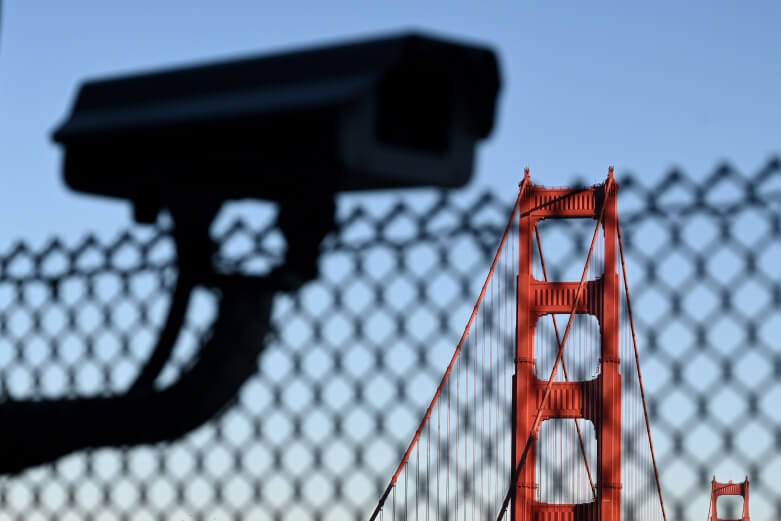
[617,220,668,521]
[437,399,440,521]
[467,329,472,520]
[456,358,460,521]
[416,443,419,521]
[446,374,450,519]
[473,323,478,521]
[405,464,408,521]
[367,183,527,521]
[479,308,484,515]
[426,419,430,521]
[489,279,495,515]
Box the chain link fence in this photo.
[0,159,779,521]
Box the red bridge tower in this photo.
[513,171,621,521]
[709,476,750,521]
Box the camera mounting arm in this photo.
[0,32,500,473]
[0,189,338,473]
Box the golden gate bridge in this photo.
[367,168,669,521]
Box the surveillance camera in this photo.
[52,32,501,222]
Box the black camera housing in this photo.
[52,32,501,222]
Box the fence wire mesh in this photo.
[0,159,779,521]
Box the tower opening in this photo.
[536,418,597,504]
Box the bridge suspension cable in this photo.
[368,170,667,521]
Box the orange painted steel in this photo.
[708,476,750,521]
[494,170,612,521]
[511,169,621,521]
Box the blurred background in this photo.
[0,2,780,521]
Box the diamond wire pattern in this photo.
[0,159,779,520]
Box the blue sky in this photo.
[1,1,780,247]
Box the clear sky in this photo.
[1,1,780,248]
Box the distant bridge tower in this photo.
[709,476,750,521]
[513,171,621,521]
